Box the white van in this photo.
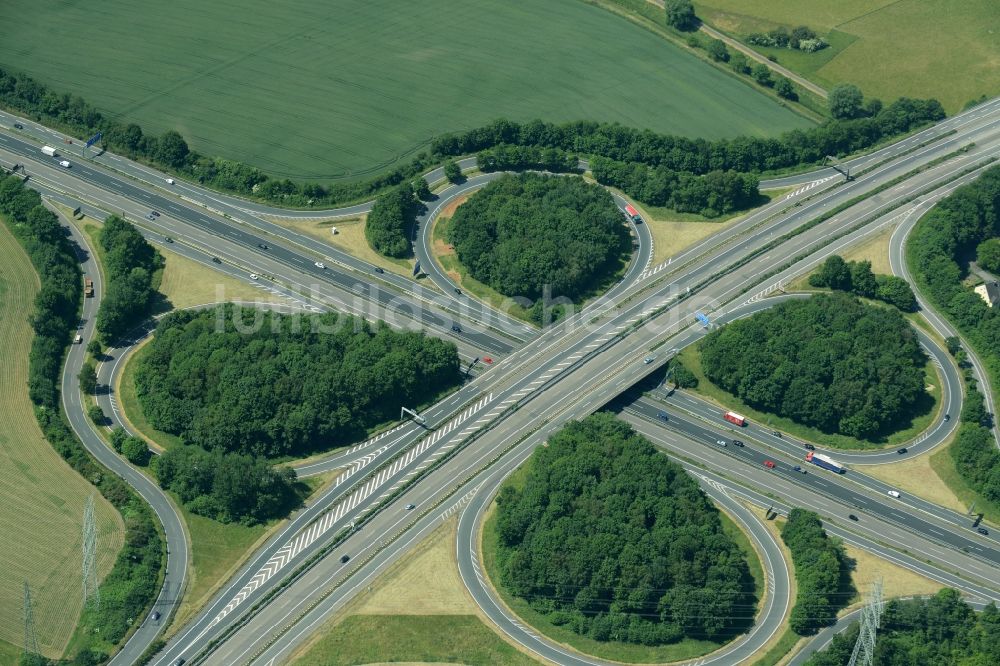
[73,334,83,344]
[165,178,175,185]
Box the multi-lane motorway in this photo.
[4,96,1000,665]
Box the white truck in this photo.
[41,145,57,157]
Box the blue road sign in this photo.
[85,132,102,148]
[695,312,710,327]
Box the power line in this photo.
[82,494,100,611]
[23,581,39,659]
[848,578,884,666]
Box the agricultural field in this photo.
[694,0,1000,112]
[0,222,123,658]
[0,0,808,181]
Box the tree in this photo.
[810,255,852,290]
[729,52,751,75]
[977,237,1000,273]
[412,177,432,201]
[443,160,462,183]
[78,362,97,394]
[829,83,865,119]
[774,76,798,101]
[87,339,102,357]
[122,437,151,466]
[875,274,917,311]
[365,186,417,258]
[782,509,853,635]
[946,336,962,356]
[707,39,729,62]
[110,427,129,453]
[849,260,877,298]
[88,405,105,425]
[751,63,773,87]
[156,130,190,168]
[664,0,697,31]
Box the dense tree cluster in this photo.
[809,255,917,311]
[699,294,927,439]
[781,509,854,634]
[977,237,1000,273]
[748,26,827,52]
[591,156,759,216]
[0,176,80,407]
[494,414,756,645]
[432,98,943,177]
[664,0,698,31]
[364,186,419,258]
[448,173,629,302]
[476,144,578,174]
[95,215,163,343]
[907,166,1000,500]
[0,175,162,658]
[135,307,460,458]
[806,589,1000,665]
[153,444,299,524]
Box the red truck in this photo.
[624,203,643,223]
[723,411,746,427]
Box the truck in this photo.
[41,146,57,157]
[84,276,93,298]
[723,411,746,427]
[805,451,845,474]
[624,203,643,224]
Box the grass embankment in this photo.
[676,345,942,450]
[0,220,124,658]
[929,447,1000,525]
[857,445,966,514]
[0,0,808,181]
[290,517,540,665]
[478,464,763,664]
[693,0,1000,113]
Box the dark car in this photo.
[451,323,462,333]
[454,287,462,295]
[944,414,951,421]
[340,554,350,564]
[772,430,782,438]
[13,123,23,129]
[978,527,989,535]
[211,256,221,263]
[151,611,161,621]
[257,243,269,250]
[897,448,908,454]
[657,411,668,421]
[150,210,160,217]
[164,236,173,243]
[732,440,744,447]
[804,444,816,451]
[374,267,385,274]
[849,514,859,521]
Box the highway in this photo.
[176,105,1000,664]
[4,96,1000,665]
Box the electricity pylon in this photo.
[848,578,885,666]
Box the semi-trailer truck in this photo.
[41,146,57,157]
[805,451,845,474]
[624,203,643,223]
[723,411,746,426]
[84,276,93,297]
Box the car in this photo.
[897,447,908,454]
[171,659,185,666]
[258,243,269,250]
[73,334,83,344]
[373,267,385,274]
[804,444,816,451]
[340,554,350,564]
[59,160,71,168]
[405,503,415,510]
[211,256,221,263]
[944,414,951,421]
[977,527,989,535]
[772,430,782,438]
[887,490,901,498]
[13,123,23,129]
[848,514,859,521]
[151,611,161,621]
[150,210,160,217]
[249,273,258,280]
[716,439,727,447]
[314,261,325,269]
[451,323,462,333]
[454,288,462,295]
[146,213,156,220]
[793,465,807,473]
[643,355,656,364]
[77,320,84,329]
[165,178,175,185]
[482,356,493,364]
[164,236,173,243]
[764,460,775,469]
[732,439,744,447]
[657,411,668,421]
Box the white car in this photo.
[73,334,83,344]
[59,160,71,168]
[887,490,901,498]
[716,439,727,447]
[165,178,175,185]
[249,273,258,280]
[643,355,656,364]
[314,262,326,269]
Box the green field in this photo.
[694,0,1000,113]
[0,0,808,180]
[0,221,124,658]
